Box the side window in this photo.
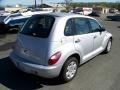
[64,19,74,36]
[74,18,90,35]
[89,19,101,32]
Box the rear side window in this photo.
[20,15,55,38]
[64,19,74,36]
[74,18,90,35]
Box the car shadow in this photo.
[7,30,18,34]
[0,57,64,90]
[0,34,6,39]
[105,19,120,22]
[0,30,18,37]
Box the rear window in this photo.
[20,15,55,38]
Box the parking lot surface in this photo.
[0,14,120,90]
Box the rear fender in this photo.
[49,42,82,66]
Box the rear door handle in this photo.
[75,39,81,43]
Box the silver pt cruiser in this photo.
[10,13,112,82]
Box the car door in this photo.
[73,18,94,62]
[88,19,106,51]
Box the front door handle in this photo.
[75,39,81,43]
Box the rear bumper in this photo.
[9,52,62,78]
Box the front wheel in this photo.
[60,57,78,82]
[103,39,112,53]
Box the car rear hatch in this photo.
[13,15,55,65]
[14,34,49,65]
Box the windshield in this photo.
[9,14,22,18]
[8,18,29,26]
[0,16,7,23]
[4,13,22,22]
[20,15,55,38]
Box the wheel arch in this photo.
[102,32,113,49]
[68,53,81,65]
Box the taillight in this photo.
[48,52,61,65]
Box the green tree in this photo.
[64,0,73,12]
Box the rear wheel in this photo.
[60,57,78,82]
[103,39,112,53]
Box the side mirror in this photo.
[100,27,106,32]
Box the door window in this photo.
[74,18,90,35]
[89,19,101,32]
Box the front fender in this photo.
[102,31,113,49]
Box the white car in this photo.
[10,13,113,82]
[0,13,30,33]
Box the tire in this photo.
[103,38,112,53]
[60,57,78,82]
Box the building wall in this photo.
[93,7,110,14]
[5,7,25,12]
[49,3,65,12]
[102,8,109,14]
[41,8,54,11]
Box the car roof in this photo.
[47,12,77,17]
[32,12,95,19]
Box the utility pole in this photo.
[41,0,43,5]
[35,0,37,8]
[40,0,43,9]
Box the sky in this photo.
[0,0,119,6]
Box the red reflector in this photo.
[48,52,61,65]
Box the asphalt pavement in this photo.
[0,14,120,90]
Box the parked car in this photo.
[10,13,113,82]
[0,22,9,34]
[107,14,120,21]
[0,14,30,33]
[4,13,23,22]
[5,16,30,30]
[88,12,100,17]
[72,9,84,15]
[0,16,7,22]
[0,11,11,16]
[0,11,53,34]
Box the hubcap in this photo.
[107,40,112,52]
[66,61,77,79]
